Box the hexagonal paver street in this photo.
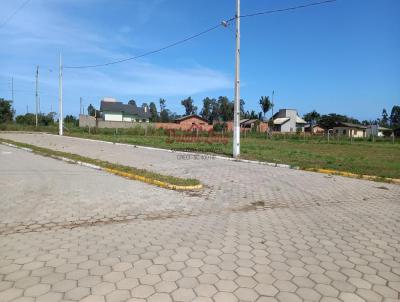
[1,132,400,301]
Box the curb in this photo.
[104,168,203,191]
[1,141,203,191]
[304,168,400,185]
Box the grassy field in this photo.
[1,124,400,179]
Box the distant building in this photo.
[100,99,150,122]
[366,125,392,137]
[155,114,213,132]
[272,109,307,132]
[333,122,366,138]
[304,124,326,134]
[174,114,211,131]
[216,119,268,133]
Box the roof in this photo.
[335,122,367,129]
[273,117,290,125]
[366,125,392,131]
[100,101,151,118]
[296,116,307,124]
[174,114,209,124]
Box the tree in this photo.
[217,96,233,121]
[303,110,321,125]
[87,104,96,116]
[64,115,78,126]
[0,98,14,123]
[128,99,137,107]
[259,96,272,121]
[149,102,158,122]
[15,113,54,126]
[16,113,36,125]
[380,109,389,127]
[318,113,360,130]
[160,109,172,122]
[390,105,400,128]
[181,97,197,116]
[159,98,166,112]
[200,97,216,123]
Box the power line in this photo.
[0,0,32,29]
[65,24,222,69]
[240,0,336,19]
[64,0,336,69]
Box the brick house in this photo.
[155,114,213,132]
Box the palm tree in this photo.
[259,96,272,121]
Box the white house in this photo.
[272,109,307,132]
[100,99,151,122]
[333,122,366,138]
[366,125,392,137]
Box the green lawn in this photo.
[1,124,400,179]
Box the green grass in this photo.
[0,138,200,187]
[1,123,400,179]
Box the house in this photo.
[304,124,326,134]
[366,125,392,137]
[332,122,366,138]
[155,114,213,132]
[240,119,268,132]
[271,109,307,132]
[174,114,211,131]
[216,119,268,132]
[100,99,151,122]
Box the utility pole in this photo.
[11,77,14,104]
[59,53,63,136]
[271,90,275,130]
[233,0,241,158]
[35,66,39,128]
[80,97,82,115]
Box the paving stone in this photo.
[213,292,238,302]
[131,285,155,299]
[1,134,400,302]
[24,284,51,297]
[171,288,196,301]
[106,290,131,302]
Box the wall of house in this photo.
[274,109,298,132]
[104,113,123,122]
[155,120,213,132]
[79,115,151,129]
[333,127,366,137]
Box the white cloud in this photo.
[65,61,231,97]
[0,0,231,115]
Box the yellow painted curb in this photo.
[105,168,203,191]
[304,168,400,184]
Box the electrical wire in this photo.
[63,0,336,69]
[239,0,336,19]
[0,0,32,29]
[64,24,222,69]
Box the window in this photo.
[343,130,346,135]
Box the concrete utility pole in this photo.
[233,0,241,158]
[80,97,82,115]
[35,66,39,128]
[59,53,63,136]
[11,77,14,104]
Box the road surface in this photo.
[0,133,399,301]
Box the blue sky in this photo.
[0,0,399,120]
